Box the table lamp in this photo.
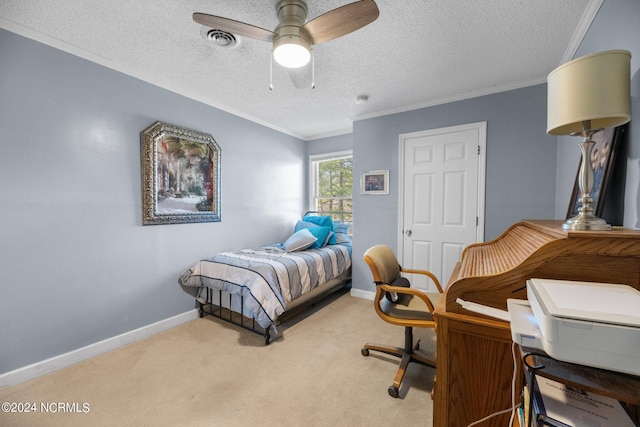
[547,50,631,231]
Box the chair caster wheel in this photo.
[361,348,369,356]
[388,386,399,398]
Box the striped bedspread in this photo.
[178,244,351,328]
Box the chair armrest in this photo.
[400,268,443,293]
[379,283,438,313]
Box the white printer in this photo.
[508,278,640,376]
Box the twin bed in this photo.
[178,213,352,344]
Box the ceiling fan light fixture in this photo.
[273,36,311,68]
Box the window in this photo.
[309,151,352,223]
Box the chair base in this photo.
[361,338,436,398]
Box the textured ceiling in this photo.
[0,0,601,140]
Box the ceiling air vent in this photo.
[202,28,238,49]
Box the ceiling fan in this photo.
[193,0,379,88]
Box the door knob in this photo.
[405,229,412,236]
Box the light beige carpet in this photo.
[0,292,436,427]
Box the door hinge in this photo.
[477,145,481,155]
[476,216,479,226]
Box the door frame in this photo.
[397,121,487,265]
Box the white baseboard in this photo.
[350,288,375,300]
[0,309,200,387]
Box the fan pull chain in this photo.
[311,50,315,89]
[269,52,274,90]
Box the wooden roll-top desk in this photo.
[432,220,640,427]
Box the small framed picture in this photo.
[361,170,389,195]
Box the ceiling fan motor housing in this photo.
[273,0,312,55]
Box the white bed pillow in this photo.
[284,228,317,252]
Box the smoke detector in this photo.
[355,95,369,104]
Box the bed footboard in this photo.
[198,274,351,345]
[199,288,272,344]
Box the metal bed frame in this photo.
[198,280,351,344]
[197,210,352,345]
[199,288,273,343]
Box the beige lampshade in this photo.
[547,49,631,135]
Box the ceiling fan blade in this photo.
[288,61,314,89]
[193,13,275,42]
[302,0,379,45]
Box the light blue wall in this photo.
[0,29,306,374]
[351,85,558,293]
[306,133,353,157]
[555,0,640,228]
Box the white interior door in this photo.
[399,122,486,291]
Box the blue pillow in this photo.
[333,222,351,244]
[325,231,335,246]
[335,233,351,244]
[294,220,317,233]
[283,228,317,252]
[303,215,334,229]
[334,222,350,235]
[306,226,333,249]
[303,215,336,244]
